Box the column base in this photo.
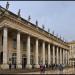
[16,64,22,69]
[1,64,9,69]
[26,64,32,69]
[34,64,40,68]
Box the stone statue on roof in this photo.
[60,35,61,39]
[36,20,38,26]
[48,28,50,33]
[42,25,45,29]
[18,9,21,17]
[6,2,9,10]
[28,15,31,21]
[63,37,64,41]
[56,33,58,37]
[52,31,54,35]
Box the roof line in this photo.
[0,5,66,44]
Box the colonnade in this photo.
[1,27,69,69]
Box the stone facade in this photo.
[68,41,75,66]
[0,6,69,69]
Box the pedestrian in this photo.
[46,63,48,68]
[43,65,45,73]
[14,63,16,69]
[9,63,11,69]
[40,64,43,74]
[59,64,63,74]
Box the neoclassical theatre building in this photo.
[0,6,69,69]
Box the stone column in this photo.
[34,39,39,68]
[42,41,45,65]
[64,50,66,65]
[1,27,9,69]
[66,50,67,65]
[60,48,62,64]
[67,51,69,65]
[16,32,22,69]
[64,50,67,65]
[66,50,68,65]
[63,49,64,64]
[26,35,32,69]
[56,47,59,64]
[53,45,55,64]
[48,43,51,65]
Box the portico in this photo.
[0,6,69,69]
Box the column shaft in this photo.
[1,27,9,69]
[60,48,62,64]
[48,44,51,65]
[53,45,55,64]
[17,32,22,68]
[42,41,45,65]
[63,49,64,64]
[66,50,67,65]
[64,50,66,65]
[66,50,68,65]
[56,47,59,64]
[67,51,69,65]
[26,35,32,68]
[35,39,39,68]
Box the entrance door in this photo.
[22,58,27,69]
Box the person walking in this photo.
[43,65,45,73]
[40,64,43,74]
[59,64,63,74]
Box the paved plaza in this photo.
[17,67,75,74]
[0,67,74,74]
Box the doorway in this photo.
[12,53,16,69]
[22,58,27,69]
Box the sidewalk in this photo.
[0,67,75,74]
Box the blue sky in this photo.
[0,1,75,42]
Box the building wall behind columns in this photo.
[21,36,27,57]
[31,41,35,65]
[8,32,24,51]
[38,43,42,64]
[33,46,36,65]
[20,39,23,66]
[8,33,17,53]
[8,33,13,64]
[58,47,60,64]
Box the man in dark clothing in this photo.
[40,64,43,74]
[43,65,45,73]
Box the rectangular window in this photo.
[13,39,17,49]
[23,41,26,51]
